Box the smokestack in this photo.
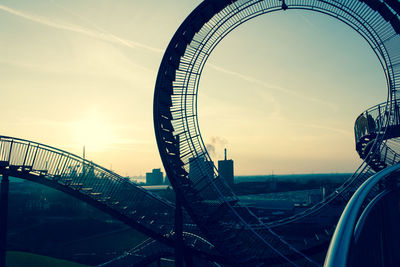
[224,148,227,160]
[83,145,85,160]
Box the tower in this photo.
[146,168,164,185]
[218,148,234,187]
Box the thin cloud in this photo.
[0,4,163,53]
[50,1,163,54]
[0,58,47,71]
[290,121,352,136]
[208,63,338,111]
[0,3,336,111]
[299,13,316,29]
[14,118,152,147]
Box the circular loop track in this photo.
[154,0,400,264]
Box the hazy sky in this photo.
[0,1,386,176]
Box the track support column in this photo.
[184,252,194,267]
[0,174,9,267]
[175,191,184,267]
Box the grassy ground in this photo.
[6,251,90,267]
[8,219,148,265]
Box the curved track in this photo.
[355,100,400,171]
[0,135,218,261]
[98,238,174,267]
[1,1,400,266]
[99,234,219,267]
[325,162,400,267]
[154,0,400,265]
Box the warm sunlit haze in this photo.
[0,1,386,176]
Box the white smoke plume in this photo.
[205,136,228,159]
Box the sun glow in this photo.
[73,110,114,152]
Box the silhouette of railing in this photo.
[98,238,173,267]
[0,135,219,262]
[355,100,400,171]
[324,163,400,267]
[0,0,399,265]
[0,136,175,242]
[99,232,217,267]
[154,0,400,264]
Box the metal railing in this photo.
[0,136,175,234]
[154,0,400,264]
[98,232,215,267]
[324,163,400,267]
[0,135,218,260]
[354,101,388,143]
[354,100,400,170]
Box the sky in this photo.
[0,0,387,176]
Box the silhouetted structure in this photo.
[0,0,399,265]
[188,156,214,181]
[0,175,8,267]
[146,169,164,185]
[0,136,217,266]
[325,165,400,267]
[153,0,400,265]
[218,149,234,187]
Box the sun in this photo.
[73,110,114,153]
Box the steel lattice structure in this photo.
[0,135,219,262]
[355,100,400,171]
[325,161,400,266]
[0,0,399,266]
[154,0,400,265]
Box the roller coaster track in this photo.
[355,100,400,171]
[325,162,400,267]
[153,0,400,265]
[0,135,218,262]
[98,238,174,267]
[1,0,400,266]
[99,235,219,267]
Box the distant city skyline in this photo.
[0,1,386,176]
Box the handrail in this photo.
[0,135,223,262]
[354,100,400,173]
[324,163,400,267]
[0,135,173,206]
[97,231,215,267]
[154,0,400,264]
[354,101,388,144]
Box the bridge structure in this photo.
[0,115,398,267]
[98,237,220,267]
[153,0,400,265]
[0,135,221,266]
[355,100,400,172]
[0,0,400,266]
[325,162,400,267]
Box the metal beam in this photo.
[324,163,400,267]
[175,191,184,267]
[0,175,9,267]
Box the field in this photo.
[6,251,90,267]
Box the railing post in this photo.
[378,105,382,128]
[7,141,13,164]
[22,143,30,167]
[0,174,9,267]
[395,100,400,125]
[174,191,184,267]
